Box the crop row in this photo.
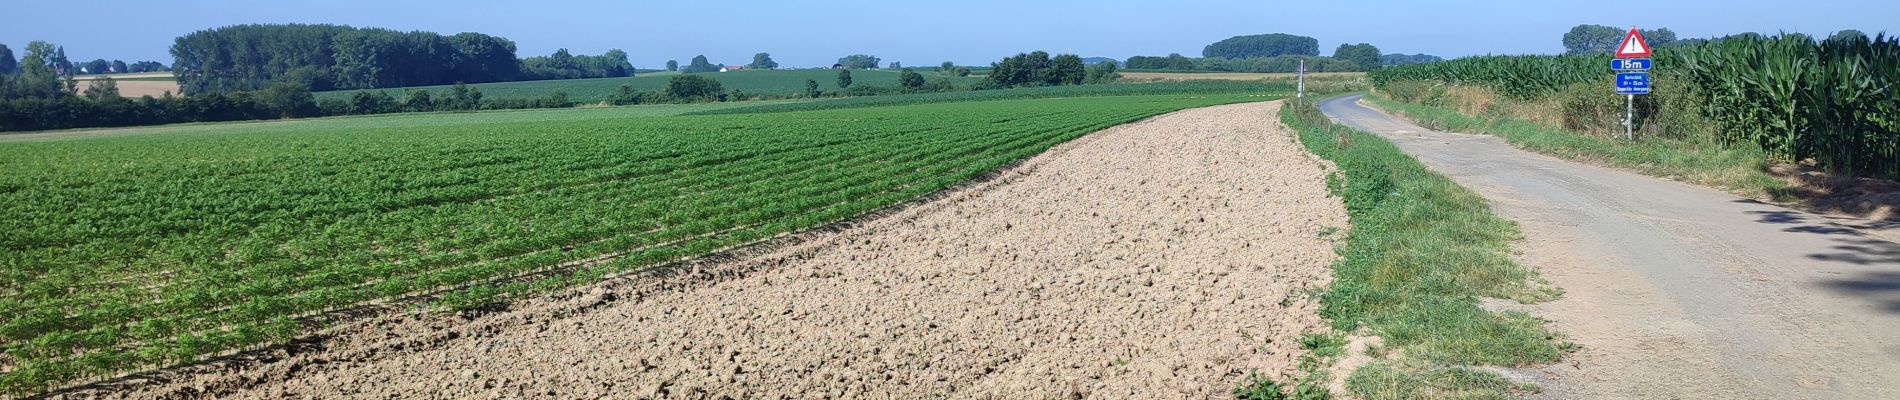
[0,93,1267,393]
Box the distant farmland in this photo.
[316,69,985,103]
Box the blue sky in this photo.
[5,0,1896,68]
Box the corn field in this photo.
[1371,33,1900,178]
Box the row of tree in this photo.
[168,24,633,94]
[988,51,1119,88]
[1129,34,1427,72]
[519,48,633,80]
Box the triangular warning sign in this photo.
[1616,27,1651,58]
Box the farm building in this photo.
[719,65,745,72]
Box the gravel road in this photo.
[1320,94,1900,399]
[60,101,1349,399]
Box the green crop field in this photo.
[0,92,1280,393]
[314,69,983,103]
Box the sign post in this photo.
[1611,27,1652,141]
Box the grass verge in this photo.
[1361,94,1793,201]
[1281,97,1570,399]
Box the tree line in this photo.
[1126,33,1431,73]
[170,24,627,95]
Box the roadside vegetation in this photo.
[1369,31,1900,192]
[1283,97,1569,398]
[0,93,1282,395]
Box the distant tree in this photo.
[954,67,971,77]
[82,76,119,99]
[683,55,719,73]
[5,41,74,100]
[609,84,644,105]
[1830,29,1869,42]
[349,91,398,114]
[400,89,434,112]
[899,68,925,88]
[1332,43,1382,71]
[1563,24,1624,54]
[889,61,902,69]
[1642,28,1678,47]
[0,44,15,75]
[836,68,852,88]
[747,52,779,69]
[110,60,127,74]
[443,82,483,110]
[1084,61,1119,84]
[258,81,318,117]
[665,74,724,100]
[1381,53,1442,66]
[82,59,110,75]
[666,59,679,71]
[127,61,167,73]
[1050,54,1085,85]
[838,54,880,69]
[805,79,820,98]
[940,61,954,72]
[1203,33,1320,59]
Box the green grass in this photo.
[315,69,983,103]
[1,100,812,142]
[1362,94,1792,201]
[0,93,1278,394]
[1282,97,1568,399]
[689,80,1295,115]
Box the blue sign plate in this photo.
[1615,72,1651,94]
[1610,58,1652,70]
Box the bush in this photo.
[665,75,725,101]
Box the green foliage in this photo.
[4,41,74,100]
[664,74,725,101]
[1376,32,1900,178]
[939,61,955,72]
[837,54,881,69]
[1281,98,1567,398]
[989,51,1092,88]
[317,69,979,105]
[1203,33,1321,59]
[665,59,678,71]
[836,69,852,88]
[400,89,434,112]
[1331,43,1382,71]
[1380,53,1442,66]
[804,79,820,98]
[683,55,719,73]
[898,68,924,89]
[1084,61,1120,84]
[1125,54,1361,73]
[689,80,1290,115]
[80,77,118,99]
[1233,373,1291,400]
[0,44,16,75]
[258,82,318,117]
[171,24,521,93]
[0,94,1254,395]
[519,48,633,80]
[747,52,779,70]
[1563,24,1678,55]
[349,90,398,115]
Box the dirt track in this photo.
[1321,95,1900,399]
[59,101,1349,399]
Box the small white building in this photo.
[719,65,745,72]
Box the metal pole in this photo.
[1297,59,1305,99]
[1625,94,1634,140]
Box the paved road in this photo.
[1319,94,1900,399]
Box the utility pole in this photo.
[1297,59,1306,99]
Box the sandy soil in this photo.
[1120,72,1363,82]
[53,101,1350,399]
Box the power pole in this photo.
[1297,59,1306,99]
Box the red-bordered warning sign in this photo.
[1616,27,1652,58]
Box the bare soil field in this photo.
[72,72,180,98]
[53,101,1349,399]
[1121,71,1364,82]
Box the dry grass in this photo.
[71,73,180,98]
